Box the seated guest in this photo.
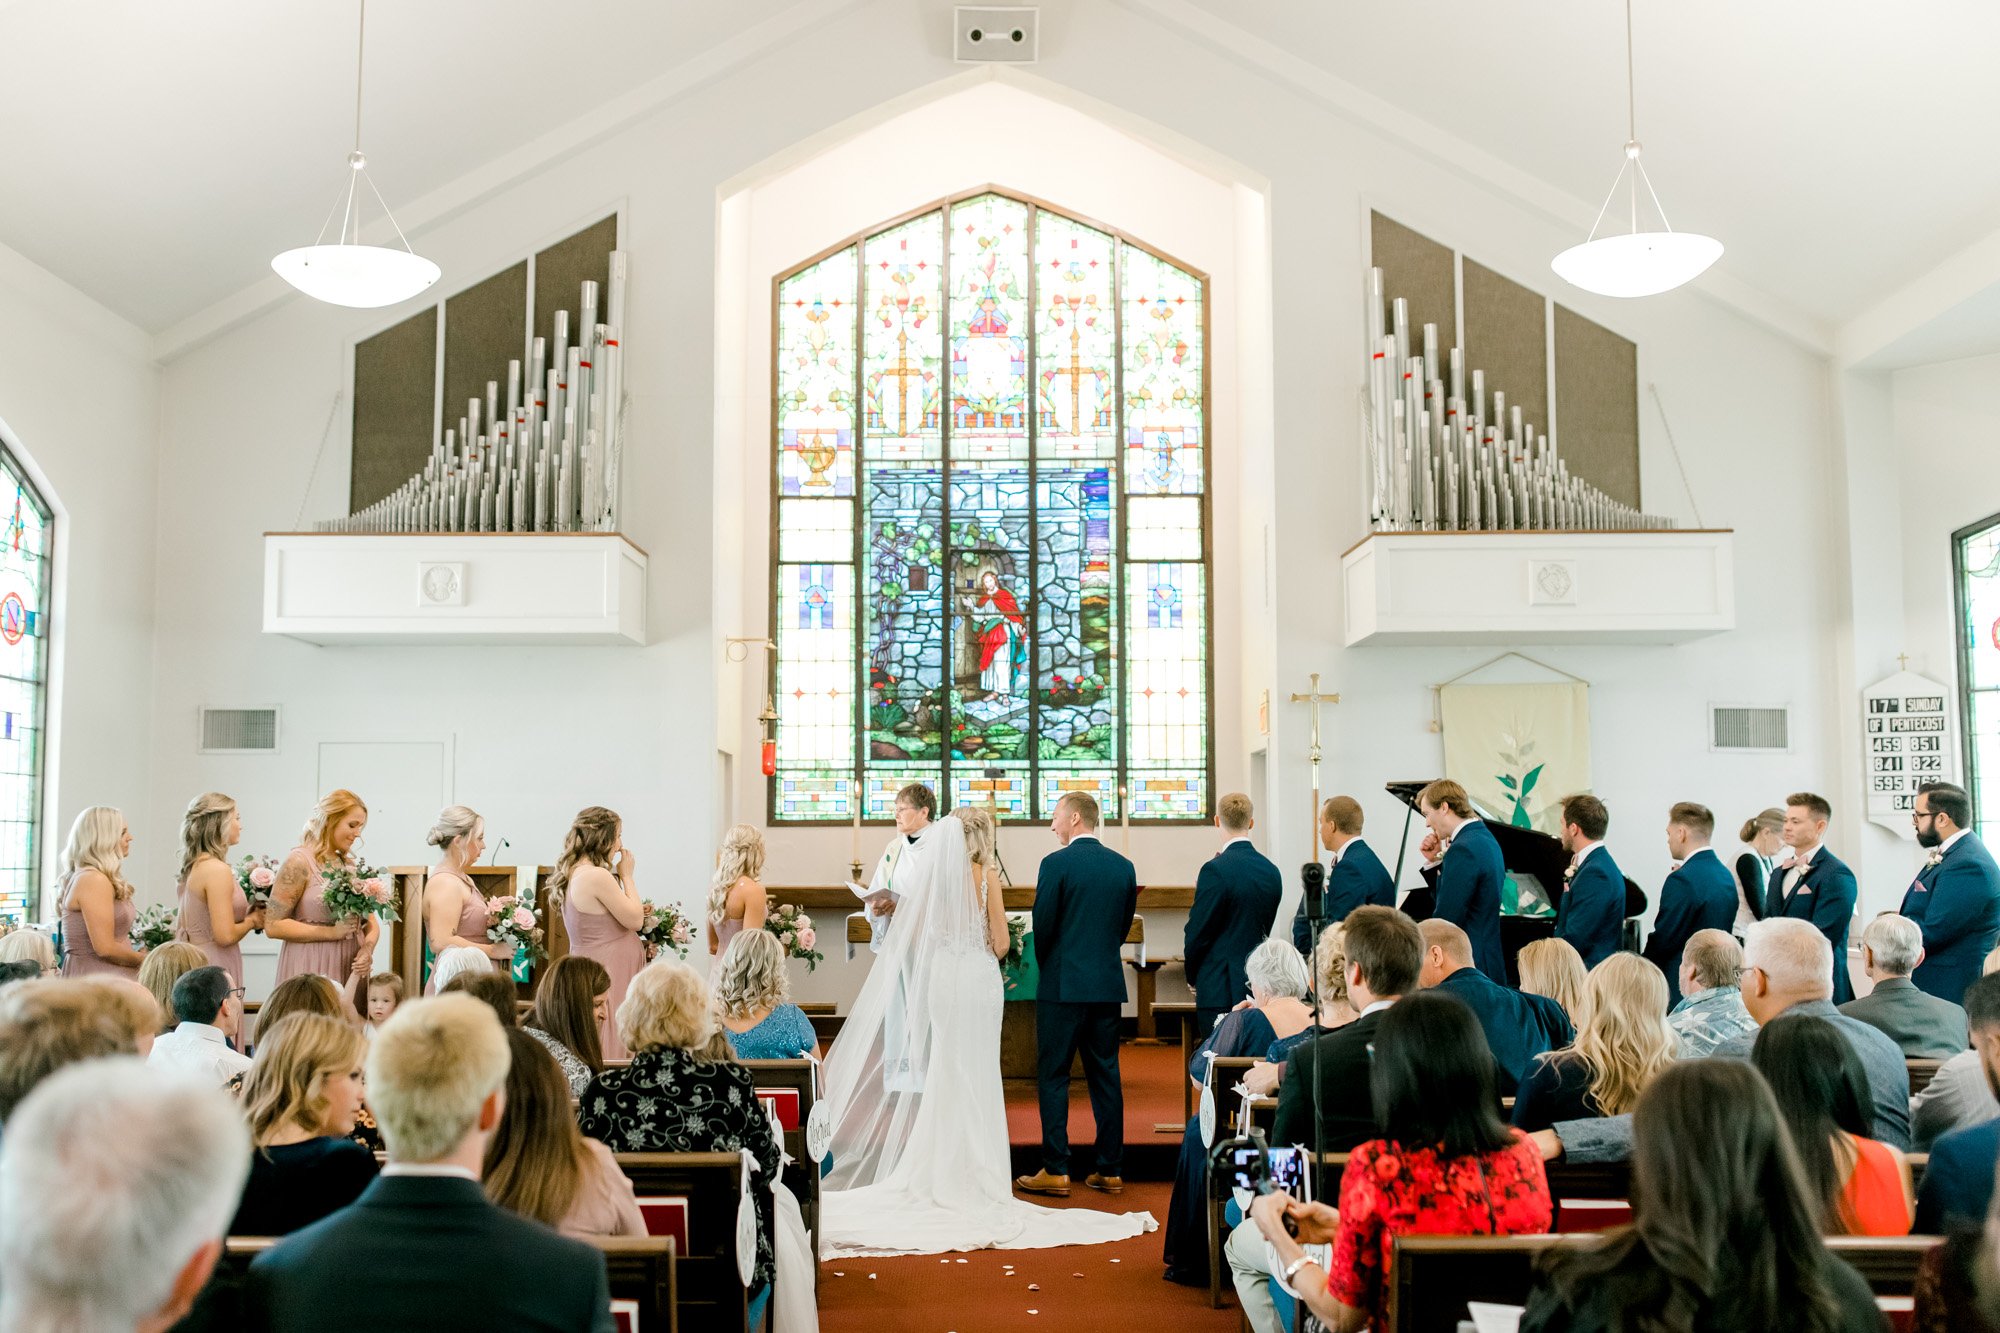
[1416,780,1507,982]
[1903,780,2000,1004]
[1840,912,1971,1057]
[138,939,210,1034]
[524,954,611,1098]
[1238,991,1554,1333]
[1554,793,1626,969]
[1715,918,1913,1149]
[716,928,822,1060]
[1272,906,1423,1154]
[1164,937,1314,1284]
[440,968,519,1028]
[428,944,494,996]
[232,1013,378,1235]
[1513,952,1675,1132]
[579,957,782,1321]
[0,1059,249,1332]
[248,972,352,1051]
[244,995,614,1330]
[1734,806,1785,932]
[1184,792,1283,1036]
[485,1029,643,1238]
[1243,923,1356,1097]
[1752,1014,1913,1235]
[1913,945,2000,1150]
[1667,928,1759,1057]
[1418,917,1573,1090]
[1916,972,2000,1232]
[1766,792,1860,1004]
[1521,1059,1890,1333]
[1290,795,1395,951]
[0,925,56,973]
[1642,802,1739,1005]
[363,971,404,1040]
[1518,937,1589,1029]
[0,977,156,1124]
[150,965,252,1086]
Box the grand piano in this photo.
[1383,780,1648,985]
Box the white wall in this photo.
[0,241,159,903]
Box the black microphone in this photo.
[489,836,511,866]
[1300,860,1326,921]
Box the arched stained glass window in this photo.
[770,189,1212,823]
[0,446,51,923]
[1956,511,2000,840]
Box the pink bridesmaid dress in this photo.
[425,869,494,994]
[273,847,363,991]
[178,871,250,983]
[58,873,136,978]
[563,893,646,1060]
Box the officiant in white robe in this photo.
[864,784,936,1093]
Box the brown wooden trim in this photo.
[1339,527,1736,560]
[261,531,650,558]
[772,884,1195,911]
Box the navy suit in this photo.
[1432,820,1508,985]
[1642,847,1739,1006]
[1431,965,1574,1090]
[1902,833,2000,1005]
[1556,845,1626,969]
[1290,838,1396,953]
[1765,849,1860,1005]
[1185,839,1282,1034]
[1033,834,1140,1175]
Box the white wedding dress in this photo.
[818,815,1157,1257]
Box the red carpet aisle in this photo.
[1002,1041,1188,1178]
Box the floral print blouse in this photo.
[576,1045,782,1288]
[1328,1133,1553,1331]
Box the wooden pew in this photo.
[613,1151,751,1330]
[1908,1058,1942,1097]
[737,1058,822,1257]
[214,1235,678,1332]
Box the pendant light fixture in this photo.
[1551,0,1721,299]
[271,0,439,308]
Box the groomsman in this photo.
[1642,802,1739,1006]
[1555,794,1626,969]
[1902,781,2000,1004]
[1185,793,1282,1036]
[1765,791,1860,1004]
[1290,796,1395,953]
[1417,779,1507,984]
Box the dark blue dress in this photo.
[1163,1007,1279,1283]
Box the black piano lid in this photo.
[1384,780,1647,920]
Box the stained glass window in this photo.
[0,447,51,922]
[772,190,1211,822]
[1956,512,2000,842]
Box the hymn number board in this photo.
[1863,670,1957,838]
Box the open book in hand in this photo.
[848,880,897,913]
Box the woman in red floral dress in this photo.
[1249,991,1553,1332]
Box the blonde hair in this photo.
[617,956,717,1054]
[78,977,162,1053]
[241,1013,367,1146]
[59,806,133,903]
[0,929,56,972]
[0,979,153,1122]
[958,806,997,868]
[1314,924,1350,1007]
[1549,953,1676,1117]
[427,805,483,853]
[137,942,209,1030]
[178,792,235,884]
[1518,937,1588,1023]
[712,928,789,1020]
[256,974,349,1039]
[546,806,619,911]
[1218,792,1254,831]
[707,825,765,927]
[366,994,511,1162]
[304,790,368,866]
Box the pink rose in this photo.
[796,913,813,929]
[672,922,691,943]
[249,866,275,889]
[797,927,817,950]
[781,931,796,948]
[511,907,535,930]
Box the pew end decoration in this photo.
[764,904,822,972]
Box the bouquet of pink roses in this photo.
[320,861,398,924]
[485,895,547,965]
[235,854,278,910]
[637,900,693,960]
[762,902,821,972]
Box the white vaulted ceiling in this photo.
[3,0,1998,361]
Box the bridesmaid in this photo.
[422,805,511,993]
[268,790,380,1011]
[551,807,645,1060]
[705,824,769,962]
[56,806,147,977]
[176,792,266,981]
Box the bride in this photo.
[818,808,1157,1257]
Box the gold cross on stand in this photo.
[1289,673,1341,861]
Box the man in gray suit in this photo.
[1840,913,1970,1059]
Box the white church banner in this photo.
[1863,670,1957,838]
[1439,681,1591,835]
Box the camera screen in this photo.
[1231,1145,1306,1195]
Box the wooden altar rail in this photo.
[780,884,1195,912]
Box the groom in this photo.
[1016,791,1139,1199]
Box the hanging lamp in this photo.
[1551,0,1721,298]
[271,0,439,308]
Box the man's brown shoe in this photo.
[1014,1169,1071,1197]
[1085,1173,1124,1195]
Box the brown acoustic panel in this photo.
[534,214,618,352]
[1369,211,1456,350]
[1553,305,1641,508]
[1462,259,1549,435]
[349,305,438,512]
[442,261,527,447]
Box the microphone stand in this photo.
[1298,859,1327,1201]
